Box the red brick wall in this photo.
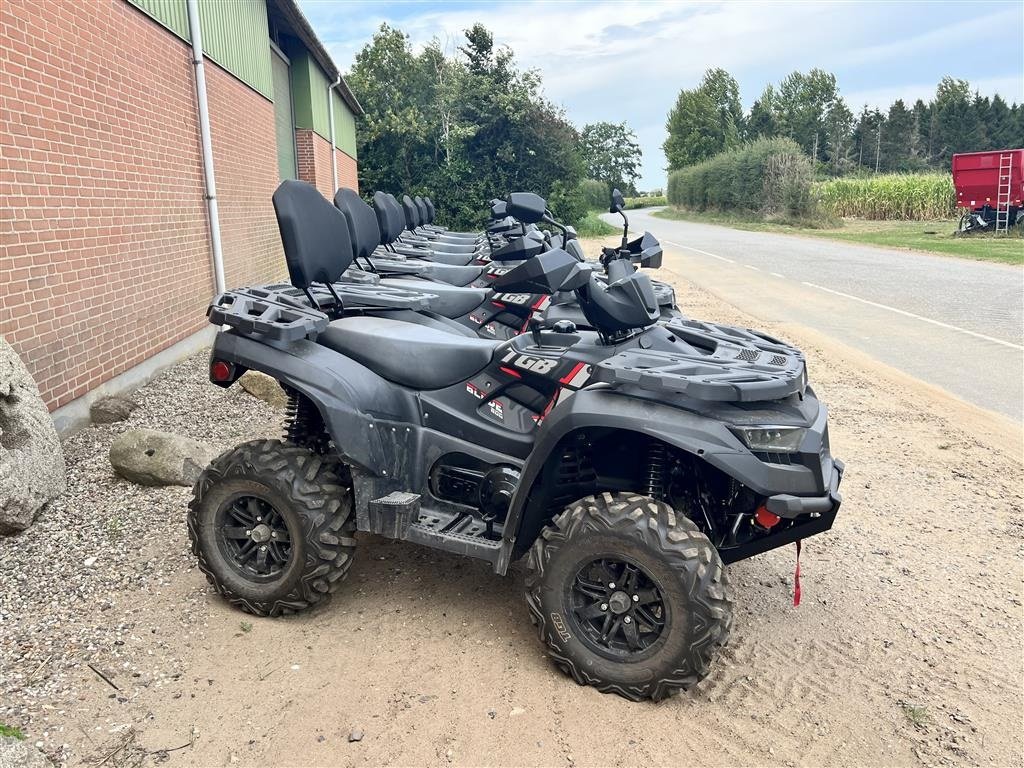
[0,0,286,410]
[295,128,358,198]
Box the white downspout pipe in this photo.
[186,0,226,294]
[327,75,342,192]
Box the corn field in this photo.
[814,173,956,220]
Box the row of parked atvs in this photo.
[188,180,844,700]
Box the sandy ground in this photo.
[2,242,1022,767]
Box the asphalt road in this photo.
[605,209,1024,421]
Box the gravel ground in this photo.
[0,355,281,766]
[1,250,1022,767]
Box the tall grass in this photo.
[815,173,956,220]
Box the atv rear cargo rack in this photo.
[208,286,330,342]
[209,281,441,342]
[593,319,807,402]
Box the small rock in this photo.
[487,709,496,719]
[89,395,138,424]
[109,429,220,487]
[83,556,97,567]
[348,730,363,743]
[238,371,288,410]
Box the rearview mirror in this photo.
[506,192,548,224]
[609,188,625,214]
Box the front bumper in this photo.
[766,459,845,518]
[718,458,844,565]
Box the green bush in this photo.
[667,137,815,218]
[576,211,618,237]
[580,178,610,211]
[624,195,668,209]
[547,179,588,228]
[814,173,955,220]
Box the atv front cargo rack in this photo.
[593,319,807,402]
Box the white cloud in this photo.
[303,0,1024,188]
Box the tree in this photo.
[663,68,742,169]
[822,98,854,175]
[880,99,913,171]
[579,122,642,195]
[931,77,978,167]
[346,23,585,228]
[986,94,1015,148]
[746,85,779,139]
[773,69,843,161]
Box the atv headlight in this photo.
[732,426,806,453]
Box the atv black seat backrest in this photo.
[423,197,437,223]
[334,187,381,258]
[402,195,421,229]
[272,180,352,289]
[373,192,406,244]
[414,196,430,225]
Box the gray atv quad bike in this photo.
[187,183,844,701]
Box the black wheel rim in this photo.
[215,495,293,582]
[567,556,669,661]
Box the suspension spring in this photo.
[645,440,667,500]
[283,388,328,453]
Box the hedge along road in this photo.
[606,208,1024,421]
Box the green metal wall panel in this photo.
[198,0,273,100]
[286,46,357,157]
[125,0,272,100]
[331,90,357,158]
[126,0,191,40]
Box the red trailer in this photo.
[952,149,1024,233]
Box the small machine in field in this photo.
[952,149,1024,234]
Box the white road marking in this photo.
[665,241,1024,352]
[801,281,1024,351]
[664,240,734,263]
[744,264,760,271]
[770,272,784,278]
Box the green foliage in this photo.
[667,137,815,218]
[575,211,618,237]
[698,69,1022,177]
[547,179,587,227]
[580,178,610,211]
[0,723,25,740]
[815,173,956,220]
[580,121,642,194]
[624,195,667,209]
[664,68,743,169]
[347,23,584,230]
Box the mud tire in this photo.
[524,492,733,701]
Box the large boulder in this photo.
[0,736,55,767]
[238,370,288,409]
[109,429,220,487]
[0,337,67,534]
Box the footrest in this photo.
[368,491,420,539]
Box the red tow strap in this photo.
[793,540,802,607]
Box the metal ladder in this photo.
[995,152,1013,233]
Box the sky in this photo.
[298,0,1024,190]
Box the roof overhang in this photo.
[268,0,363,116]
